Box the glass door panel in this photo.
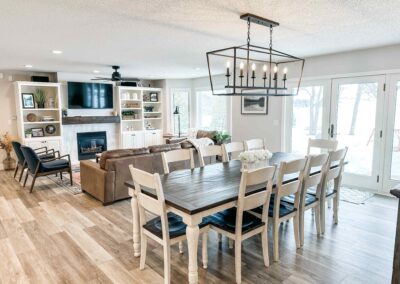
[390,82,400,180]
[331,76,385,190]
[286,81,330,154]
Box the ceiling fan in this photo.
[92,66,140,82]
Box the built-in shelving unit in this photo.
[116,86,163,148]
[14,81,63,152]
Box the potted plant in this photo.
[0,132,16,171]
[34,89,46,108]
[25,129,32,138]
[214,131,231,145]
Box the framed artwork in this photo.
[22,93,35,109]
[241,96,268,115]
[31,128,45,137]
[150,93,158,102]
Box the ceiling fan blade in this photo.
[120,77,140,82]
[91,77,112,81]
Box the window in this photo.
[196,90,229,132]
[171,89,190,135]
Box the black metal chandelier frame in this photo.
[206,13,305,97]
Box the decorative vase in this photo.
[26,134,32,138]
[37,103,45,108]
[2,153,16,171]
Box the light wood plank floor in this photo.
[0,170,397,283]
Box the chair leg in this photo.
[60,171,63,180]
[29,175,37,193]
[139,234,147,270]
[23,172,29,187]
[69,169,73,186]
[320,200,326,234]
[163,243,171,284]
[293,214,300,249]
[19,165,26,182]
[13,164,19,178]
[273,221,280,262]
[178,241,183,254]
[202,232,208,269]
[228,239,234,249]
[315,205,321,235]
[333,195,339,224]
[261,227,269,267]
[234,238,242,284]
[299,209,305,247]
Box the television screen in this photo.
[67,82,113,109]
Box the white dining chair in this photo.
[317,147,348,234]
[222,142,244,161]
[198,145,227,167]
[129,166,210,284]
[252,157,307,261]
[307,138,338,154]
[210,166,276,284]
[279,154,329,246]
[244,138,265,151]
[161,149,194,174]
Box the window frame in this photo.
[170,88,191,135]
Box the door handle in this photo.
[330,124,335,138]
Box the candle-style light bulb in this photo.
[273,65,278,81]
[263,65,267,72]
[283,67,288,74]
[282,67,288,88]
[273,66,278,73]
[239,62,244,77]
[251,63,256,71]
[226,61,230,76]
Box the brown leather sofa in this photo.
[80,130,218,205]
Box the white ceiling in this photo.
[1,0,400,79]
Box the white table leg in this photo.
[186,223,200,284]
[129,188,141,257]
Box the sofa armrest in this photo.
[166,137,187,144]
[80,160,115,205]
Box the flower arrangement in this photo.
[238,149,273,163]
[0,132,13,154]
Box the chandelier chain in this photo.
[269,26,273,49]
[247,18,251,46]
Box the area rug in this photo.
[340,187,374,205]
[47,165,82,195]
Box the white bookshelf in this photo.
[14,81,63,152]
[116,86,163,148]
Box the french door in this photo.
[330,76,386,191]
[383,74,400,193]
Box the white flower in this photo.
[239,149,273,163]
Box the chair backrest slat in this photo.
[161,149,194,174]
[307,138,338,154]
[303,154,329,189]
[244,139,265,151]
[324,147,348,182]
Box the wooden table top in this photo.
[125,152,308,215]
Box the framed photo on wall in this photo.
[241,96,268,115]
[22,93,35,109]
[31,128,45,137]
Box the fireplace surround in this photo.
[77,131,107,160]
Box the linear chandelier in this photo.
[206,13,305,96]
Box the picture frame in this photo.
[241,96,269,115]
[22,93,35,109]
[150,93,158,102]
[31,128,45,137]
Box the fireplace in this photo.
[77,131,107,160]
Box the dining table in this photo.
[125,152,320,284]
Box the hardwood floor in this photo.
[0,170,396,283]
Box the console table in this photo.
[391,185,400,284]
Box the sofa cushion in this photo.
[99,148,149,169]
[197,130,217,140]
[180,140,194,149]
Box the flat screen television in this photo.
[67,82,113,109]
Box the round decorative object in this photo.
[26,113,37,122]
[45,124,56,135]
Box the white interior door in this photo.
[285,80,331,153]
[383,74,400,193]
[330,75,386,190]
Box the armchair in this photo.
[20,146,72,193]
[11,141,57,182]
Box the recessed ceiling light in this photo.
[52,50,63,54]
[24,64,33,68]
[93,70,100,74]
